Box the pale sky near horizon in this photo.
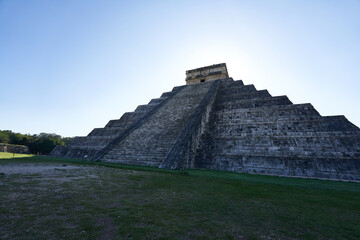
[1,0,359,137]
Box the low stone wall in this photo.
[0,144,30,154]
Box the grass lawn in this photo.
[0,152,359,239]
[0,152,33,159]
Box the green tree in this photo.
[0,130,73,154]
[0,132,10,143]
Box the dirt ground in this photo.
[0,161,133,240]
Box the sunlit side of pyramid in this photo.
[51,63,360,181]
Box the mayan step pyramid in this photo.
[51,63,360,181]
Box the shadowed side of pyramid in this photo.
[194,78,360,180]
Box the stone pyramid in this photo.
[51,63,360,181]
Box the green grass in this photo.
[1,152,359,239]
[0,152,33,159]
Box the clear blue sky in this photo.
[1,0,359,137]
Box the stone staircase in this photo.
[194,79,360,180]
[51,86,185,159]
[100,81,215,166]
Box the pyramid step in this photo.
[134,103,159,113]
[206,116,358,134]
[215,96,293,110]
[212,103,320,119]
[216,90,271,104]
[217,79,244,89]
[148,97,165,104]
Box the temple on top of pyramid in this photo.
[51,63,360,181]
[185,63,229,84]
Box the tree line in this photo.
[0,130,72,155]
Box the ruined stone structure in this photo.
[51,63,360,181]
[186,63,229,85]
[0,143,30,154]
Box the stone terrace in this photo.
[51,65,360,181]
